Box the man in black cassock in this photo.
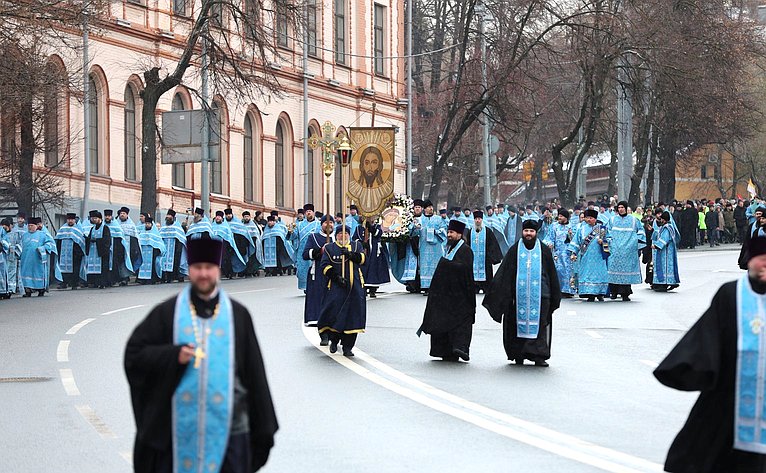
[417,219,475,362]
[483,219,561,367]
[85,210,111,289]
[739,206,765,270]
[317,225,367,357]
[654,227,766,473]
[303,215,334,338]
[466,210,503,294]
[124,238,278,473]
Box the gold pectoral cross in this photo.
[193,347,206,369]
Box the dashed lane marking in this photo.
[640,360,659,369]
[119,451,133,465]
[585,330,604,340]
[228,288,275,295]
[59,368,80,396]
[66,318,96,335]
[100,304,145,316]
[57,340,70,363]
[301,326,662,473]
[75,405,117,439]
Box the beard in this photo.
[192,278,217,298]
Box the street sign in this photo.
[161,110,220,164]
[489,135,500,155]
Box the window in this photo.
[276,5,289,47]
[173,0,186,16]
[87,77,99,174]
[44,82,59,167]
[171,93,186,188]
[124,87,137,181]
[334,0,346,64]
[374,4,386,76]
[307,0,318,57]
[700,165,707,179]
[244,115,254,202]
[245,0,257,38]
[209,102,223,194]
[275,122,285,207]
[211,1,223,27]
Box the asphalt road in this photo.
[0,247,745,473]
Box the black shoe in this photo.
[369,292,377,298]
[329,340,339,354]
[609,293,617,300]
[514,359,524,365]
[38,291,45,297]
[586,297,595,302]
[442,356,459,362]
[534,360,550,367]
[319,333,330,346]
[622,295,631,302]
[596,295,604,301]
[22,292,31,298]
[343,350,355,357]
[453,348,470,362]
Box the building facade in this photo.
[13,0,407,225]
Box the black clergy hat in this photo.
[447,219,466,234]
[558,209,570,220]
[144,216,154,224]
[187,238,224,267]
[167,209,177,217]
[304,203,315,212]
[661,211,671,222]
[335,224,352,234]
[439,209,448,215]
[473,211,484,219]
[749,230,766,262]
[349,204,358,211]
[267,216,276,222]
[522,219,539,231]
[242,211,251,217]
[617,201,629,209]
[508,205,517,213]
[584,209,599,219]
[297,208,305,215]
[497,203,505,208]
[104,209,113,217]
[215,210,224,217]
[119,207,130,215]
[194,207,205,216]
[16,211,26,219]
[1,218,11,226]
[270,210,279,217]
[413,199,424,207]
[89,210,102,219]
[485,205,493,211]
[66,213,77,219]
[224,208,233,215]
[29,217,42,225]
[423,200,434,208]
[757,206,766,215]
[320,214,334,223]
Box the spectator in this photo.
[698,205,708,246]
[734,200,748,243]
[723,202,736,243]
[705,203,719,247]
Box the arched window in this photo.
[307,124,320,205]
[275,122,285,207]
[124,86,137,181]
[87,77,99,174]
[244,115,254,202]
[209,102,223,194]
[43,77,60,167]
[171,93,186,188]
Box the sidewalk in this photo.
[678,242,742,253]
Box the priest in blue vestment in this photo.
[125,237,278,473]
[0,218,10,298]
[653,229,766,472]
[242,211,264,277]
[503,205,523,248]
[317,225,367,357]
[466,211,503,294]
[105,209,134,286]
[212,211,246,278]
[389,199,423,292]
[159,209,188,283]
[55,213,86,290]
[484,205,510,255]
[6,212,26,295]
[543,209,576,298]
[225,208,255,278]
[118,207,142,276]
[568,209,609,301]
[484,219,561,366]
[651,211,681,292]
[261,216,295,276]
[361,219,391,298]
[84,210,112,289]
[293,204,321,291]
[20,217,60,297]
[303,215,335,334]
[605,201,646,301]
[186,208,213,240]
[136,218,166,284]
[418,219,475,362]
[416,200,447,294]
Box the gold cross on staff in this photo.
[193,347,206,369]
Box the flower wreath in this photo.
[378,194,415,243]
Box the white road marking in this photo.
[75,405,117,439]
[585,330,604,340]
[566,310,577,316]
[713,269,743,273]
[59,368,80,396]
[57,340,70,363]
[100,304,144,316]
[119,451,133,465]
[228,288,274,295]
[66,318,96,335]
[301,326,662,473]
[640,360,659,369]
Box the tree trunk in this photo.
[607,146,618,198]
[140,87,160,216]
[645,150,656,207]
[17,95,34,215]
[658,148,676,203]
[427,160,445,202]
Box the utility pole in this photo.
[200,33,210,215]
[616,57,633,202]
[405,0,413,195]
[478,2,491,207]
[303,1,310,204]
[81,3,90,217]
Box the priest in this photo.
[7,212,27,295]
[651,211,681,292]
[105,209,134,286]
[567,209,609,302]
[415,200,447,294]
[484,220,561,367]
[159,209,188,283]
[361,218,391,298]
[543,209,576,297]
[653,227,766,472]
[124,237,278,473]
[293,204,321,291]
[84,210,112,289]
[20,217,60,297]
[55,213,86,290]
[261,216,295,277]
[466,210,503,294]
[0,218,11,298]
[303,215,335,334]
[417,219,475,362]
[225,208,256,278]
[242,211,263,277]
[186,208,213,240]
[118,207,142,276]
[605,201,646,301]
[136,217,165,285]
